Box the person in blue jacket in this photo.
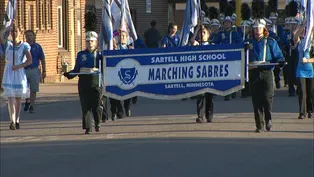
[247,1,285,132]
[160,23,180,48]
[213,5,242,101]
[293,24,314,119]
[63,31,102,134]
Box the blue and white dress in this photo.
[1,41,30,98]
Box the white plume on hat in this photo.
[264,18,272,26]
[252,19,267,28]
[202,17,211,25]
[241,20,251,27]
[289,17,300,24]
[210,19,221,26]
[86,31,98,41]
[232,13,237,20]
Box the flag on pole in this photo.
[179,0,201,46]
[0,0,17,56]
[99,0,137,50]
[303,0,314,51]
[112,0,137,44]
[99,0,114,51]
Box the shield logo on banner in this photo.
[118,68,138,85]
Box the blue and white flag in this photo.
[99,0,137,49]
[99,0,114,51]
[0,0,17,56]
[303,0,314,51]
[120,0,137,43]
[179,0,201,46]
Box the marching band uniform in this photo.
[213,10,242,100]
[240,3,252,97]
[64,31,102,134]
[190,25,214,123]
[287,17,300,96]
[265,18,281,89]
[280,18,291,87]
[248,0,284,132]
[109,30,134,120]
[208,6,220,43]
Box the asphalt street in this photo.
[0,82,313,177]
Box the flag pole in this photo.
[12,0,16,66]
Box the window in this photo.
[18,0,25,30]
[36,0,40,29]
[27,5,32,30]
[57,0,68,50]
[41,0,45,28]
[46,0,52,29]
[57,6,63,48]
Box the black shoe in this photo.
[206,115,213,123]
[132,97,137,104]
[276,82,281,89]
[117,113,124,119]
[95,126,100,132]
[126,109,131,117]
[308,113,312,119]
[255,128,263,133]
[224,96,230,101]
[24,102,30,112]
[9,122,16,130]
[231,93,236,99]
[298,115,305,119]
[266,121,272,131]
[85,128,91,134]
[196,117,203,123]
[288,93,296,97]
[29,106,35,113]
[16,123,20,129]
[111,114,117,121]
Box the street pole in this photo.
[236,0,241,26]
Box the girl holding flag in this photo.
[190,24,214,123]
[0,22,32,130]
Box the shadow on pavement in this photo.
[0,90,299,122]
[1,137,313,177]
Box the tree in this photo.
[84,6,97,32]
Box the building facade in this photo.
[0,0,289,87]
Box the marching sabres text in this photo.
[148,64,229,81]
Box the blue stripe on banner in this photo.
[106,80,241,96]
[103,43,244,57]
[2,83,23,89]
[106,50,242,67]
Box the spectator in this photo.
[144,20,161,48]
[23,30,46,113]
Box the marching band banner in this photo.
[102,44,245,100]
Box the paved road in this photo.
[0,82,313,177]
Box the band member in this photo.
[248,0,284,133]
[213,4,242,100]
[286,0,300,96]
[160,23,180,48]
[219,0,228,24]
[63,31,102,134]
[281,17,291,87]
[294,24,314,119]
[190,25,214,123]
[240,3,252,98]
[109,29,134,120]
[208,6,220,43]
